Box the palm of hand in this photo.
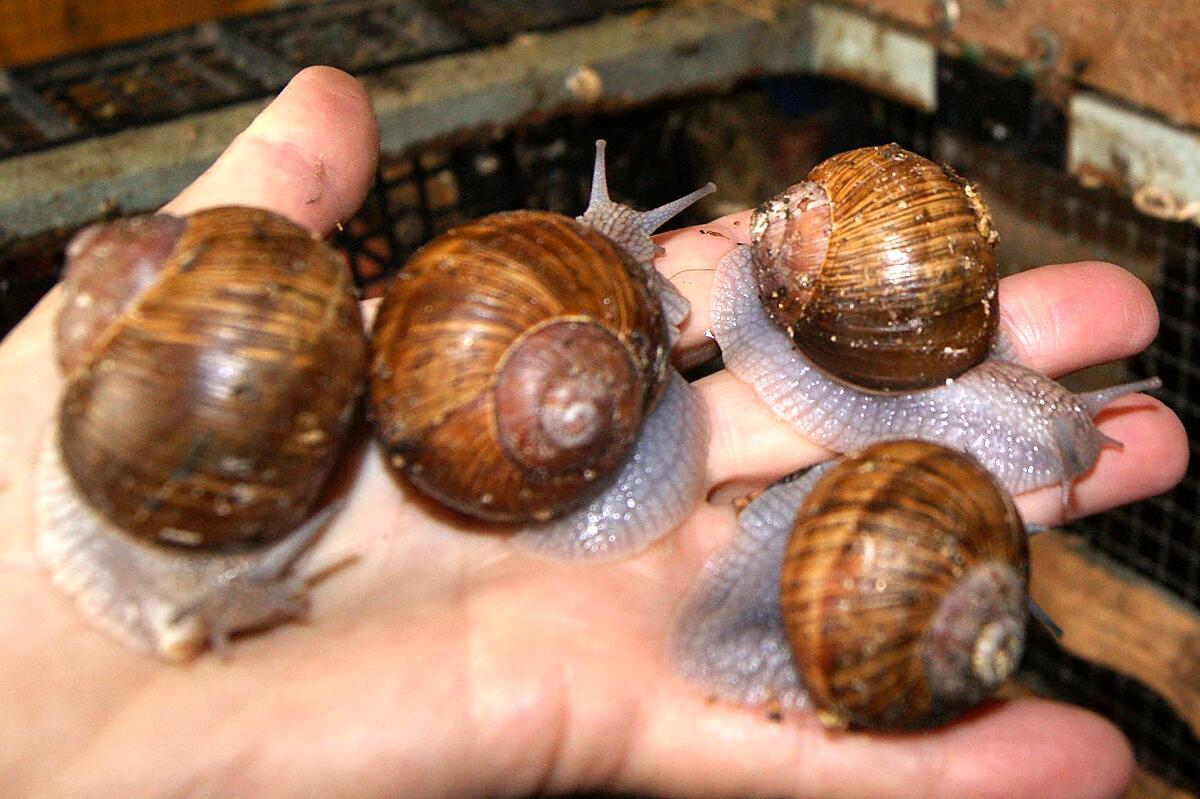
[0,305,731,794]
[0,66,1185,799]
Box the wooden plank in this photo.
[831,0,1200,130]
[0,0,271,67]
[1028,531,1200,738]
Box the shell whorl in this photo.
[494,318,642,474]
[779,440,1028,730]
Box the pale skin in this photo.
[0,67,1189,798]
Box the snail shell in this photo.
[369,210,668,523]
[750,144,1000,392]
[780,440,1027,729]
[369,141,713,557]
[36,206,366,659]
[670,440,1029,731]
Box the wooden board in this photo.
[1028,531,1200,738]
[833,0,1200,130]
[0,0,271,67]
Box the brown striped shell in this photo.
[368,209,669,522]
[751,144,1000,392]
[56,206,366,550]
[779,439,1028,730]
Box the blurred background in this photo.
[0,1,1196,795]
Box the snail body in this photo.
[713,144,1160,502]
[671,440,1029,730]
[369,141,713,559]
[35,206,366,660]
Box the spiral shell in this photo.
[779,440,1027,729]
[369,209,669,522]
[56,206,366,550]
[751,143,999,392]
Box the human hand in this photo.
[0,66,1186,798]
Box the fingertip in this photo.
[164,66,379,234]
[1097,394,1190,497]
[653,210,754,351]
[940,699,1134,799]
[1076,260,1159,354]
[1083,393,1189,512]
[997,261,1159,375]
[289,64,372,104]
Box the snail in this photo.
[670,439,1031,731]
[34,206,366,661]
[369,141,714,559]
[712,144,1160,503]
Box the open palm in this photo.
[0,67,1187,799]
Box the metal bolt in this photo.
[1028,27,1061,71]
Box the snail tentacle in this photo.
[512,371,708,559]
[1077,377,1164,416]
[1027,596,1064,638]
[577,139,715,337]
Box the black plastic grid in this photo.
[0,0,657,161]
[417,0,650,44]
[8,28,276,148]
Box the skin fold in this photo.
[0,66,1188,799]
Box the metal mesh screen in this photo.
[0,5,1196,794]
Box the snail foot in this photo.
[34,429,334,661]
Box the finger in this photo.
[163,66,379,234]
[997,261,1159,377]
[654,210,751,354]
[623,695,1132,799]
[698,369,829,501]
